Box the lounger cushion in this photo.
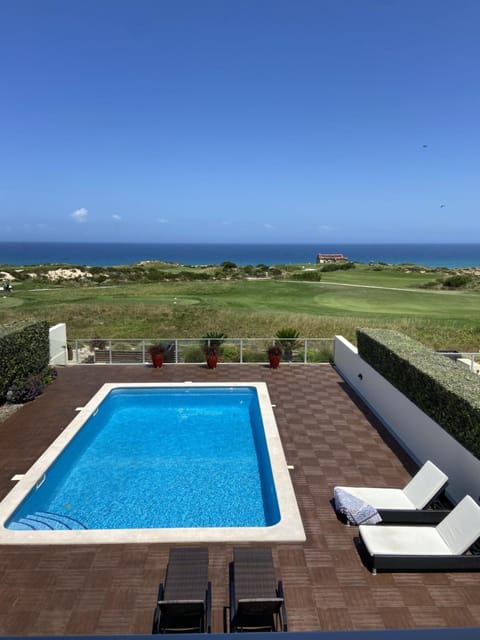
[402,460,448,509]
[437,495,480,555]
[359,524,452,557]
[360,495,480,558]
[336,460,447,512]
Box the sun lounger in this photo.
[334,460,449,524]
[152,547,211,633]
[358,495,480,573]
[224,547,287,632]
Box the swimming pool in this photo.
[0,383,305,544]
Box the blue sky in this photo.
[1,0,479,243]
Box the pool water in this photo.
[6,386,280,530]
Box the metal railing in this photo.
[435,350,480,374]
[66,337,336,365]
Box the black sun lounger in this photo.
[224,547,287,632]
[152,547,211,633]
[358,495,480,574]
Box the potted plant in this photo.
[202,332,227,369]
[275,327,301,362]
[205,344,219,369]
[149,344,166,368]
[267,344,283,369]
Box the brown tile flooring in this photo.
[0,364,479,636]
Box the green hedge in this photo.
[0,321,50,401]
[356,328,480,459]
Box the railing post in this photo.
[304,339,308,364]
[240,338,243,364]
[142,339,146,363]
[175,339,179,364]
[108,339,112,364]
[75,339,79,364]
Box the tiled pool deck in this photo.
[0,364,479,635]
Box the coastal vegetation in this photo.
[1,261,480,351]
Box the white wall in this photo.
[49,323,67,366]
[334,335,480,505]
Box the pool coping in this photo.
[0,382,305,545]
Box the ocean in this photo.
[1,242,480,268]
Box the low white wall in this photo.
[334,335,480,505]
[49,323,67,366]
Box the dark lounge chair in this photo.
[224,547,287,632]
[152,547,211,633]
[358,495,480,574]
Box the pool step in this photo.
[7,511,88,531]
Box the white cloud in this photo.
[71,207,89,223]
[157,218,169,224]
[112,213,121,221]
[263,223,274,229]
[318,224,334,232]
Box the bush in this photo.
[221,345,240,362]
[0,321,50,401]
[442,275,472,289]
[321,261,356,272]
[6,375,46,403]
[291,270,322,281]
[242,350,266,363]
[275,327,301,361]
[6,367,57,404]
[356,328,480,459]
[307,347,333,363]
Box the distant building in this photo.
[316,253,348,264]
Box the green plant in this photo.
[291,270,322,281]
[357,328,480,459]
[275,327,301,361]
[202,331,227,354]
[221,345,240,362]
[6,365,57,404]
[267,344,282,357]
[149,343,166,356]
[442,275,472,289]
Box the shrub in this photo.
[0,320,50,401]
[242,350,266,363]
[356,328,480,459]
[275,327,301,361]
[221,345,240,362]
[202,332,227,354]
[7,375,45,403]
[307,347,333,363]
[321,261,356,272]
[291,270,322,281]
[442,274,472,289]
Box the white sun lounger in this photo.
[359,495,480,573]
[335,460,448,523]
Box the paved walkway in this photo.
[0,364,479,635]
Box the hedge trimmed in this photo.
[0,321,50,401]
[356,328,480,459]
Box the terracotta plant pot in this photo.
[206,355,218,369]
[151,353,164,368]
[269,355,281,369]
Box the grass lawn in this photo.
[1,266,479,350]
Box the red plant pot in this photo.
[269,355,281,369]
[206,355,218,369]
[151,354,164,368]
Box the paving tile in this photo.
[0,364,479,634]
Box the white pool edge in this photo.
[0,382,305,545]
